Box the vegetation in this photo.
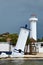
[7,33,18,46]
[37,37,43,42]
[0,32,43,46]
[0,32,18,46]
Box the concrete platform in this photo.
[0,53,43,60]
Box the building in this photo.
[0,42,13,57]
[37,42,43,53]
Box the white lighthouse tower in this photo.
[29,14,38,41]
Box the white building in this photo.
[37,42,43,53]
[24,42,43,54]
[0,42,13,58]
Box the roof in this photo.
[30,38,37,42]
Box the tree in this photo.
[40,37,43,42]
[7,33,18,46]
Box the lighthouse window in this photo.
[41,43,43,47]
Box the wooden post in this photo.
[29,43,32,54]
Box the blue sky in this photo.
[0,0,43,38]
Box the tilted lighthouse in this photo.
[29,15,38,41]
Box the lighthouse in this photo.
[29,15,38,41]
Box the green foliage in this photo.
[0,32,43,46]
[37,38,41,42]
[0,38,6,42]
[40,37,43,42]
[0,33,18,46]
[37,37,43,42]
[7,33,18,46]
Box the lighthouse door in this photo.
[32,44,37,55]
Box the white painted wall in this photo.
[29,16,38,40]
[30,21,37,40]
[0,42,9,51]
[38,42,43,53]
[0,42,9,57]
[0,42,15,58]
